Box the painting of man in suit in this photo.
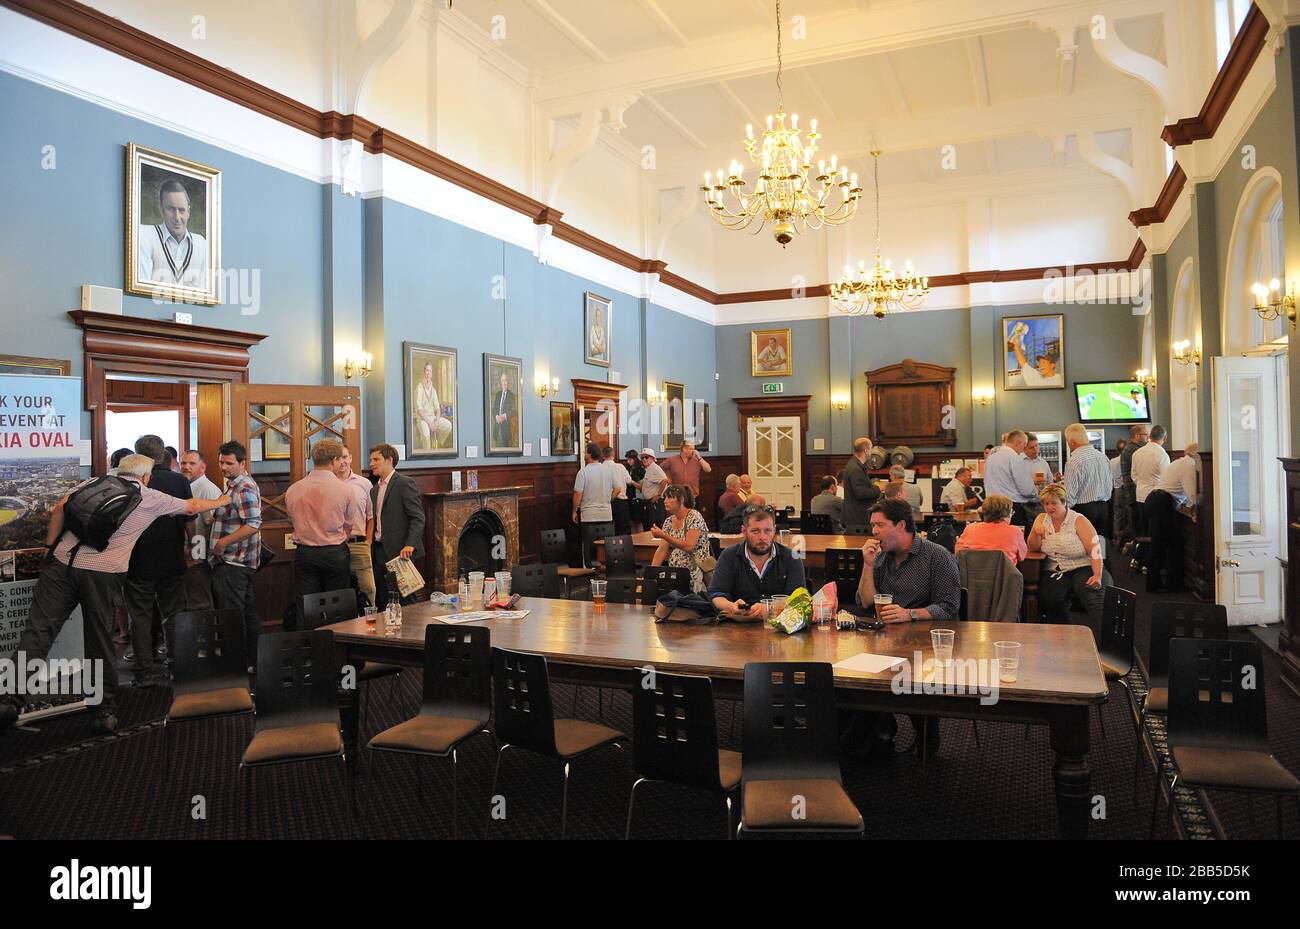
[484,354,523,456]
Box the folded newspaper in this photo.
[385,555,426,597]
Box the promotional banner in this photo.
[0,375,86,719]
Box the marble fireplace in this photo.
[422,487,522,592]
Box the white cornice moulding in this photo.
[435,7,536,90]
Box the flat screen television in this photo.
[1074,381,1151,423]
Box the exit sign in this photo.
[762,382,784,394]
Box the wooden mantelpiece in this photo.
[422,486,523,592]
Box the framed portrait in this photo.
[584,292,612,367]
[126,143,222,306]
[1003,313,1065,390]
[549,401,576,457]
[403,342,458,458]
[249,404,292,460]
[484,353,523,456]
[0,355,71,377]
[662,380,686,451]
[751,327,792,377]
[690,400,710,451]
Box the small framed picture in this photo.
[484,353,524,456]
[663,380,686,451]
[549,401,576,457]
[126,143,222,306]
[584,292,612,367]
[751,328,792,377]
[1003,313,1065,389]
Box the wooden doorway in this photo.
[104,378,190,461]
[735,395,811,511]
[573,378,627,458]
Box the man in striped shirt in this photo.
[0,455,228,734]
[1062,423,1113,540]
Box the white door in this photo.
[1211,356,1283,626]
[747,416,801,511]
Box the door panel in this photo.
[747,416,801,511]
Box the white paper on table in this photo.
[833,652,906,675]
[440,610,530,624]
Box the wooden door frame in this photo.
[70,311,266,475]
[572,378,627,458]
[735,395,811,510]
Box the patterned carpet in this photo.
[1,556,1296,840]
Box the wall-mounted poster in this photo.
[126,143,222,306]
[1003,313,1065,389]
[484,353,523,456]
[585,292,612,367]
[549,401,576,456]
[404,342,458,458]
[662,380,686,451]
[751,327,792,377]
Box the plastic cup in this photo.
[590,578,606,610]
[931,628,955,668]
[495,571,511,599]
[469,571,485,604]
[813,600,834,626]
[995,641,1021,683]
[761,597,775,619]
[363,606,376,628]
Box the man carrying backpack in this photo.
[0,454,229,734]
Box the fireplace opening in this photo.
[457,509,507,578]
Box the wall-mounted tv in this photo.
[1074,381,1151,423]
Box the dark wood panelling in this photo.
[1281,458,1300,698]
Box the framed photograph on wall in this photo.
[691,400,710,451]
[662,380,686,451]
[751,327,792,377]
[254,404,292,460]
[0,356,71,377]
[1003,313,1065,389]
[403,342,458,458]
[126,143,222,306]
[584,292,612,367]
[484,353,523,456]
[549,401,576,457]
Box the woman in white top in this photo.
[1027,482,1110,626]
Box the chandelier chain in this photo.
[775,0,783,111]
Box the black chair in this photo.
[301,589,401,735]
[487,647,628,839]
[642,565,691,604]
[540,528,594,596]
[709,536,723,559]
[511,563,563,599]
[958,586,968,621]
[368,625,492,838]
[240,630,354,838]
[605,577,640,605]
[738,662,863,837]
[1095,585,1137,740]
[824,548,863,609]
[800,512,833,535]
[626,671,741,839]
[604,534,639,579]
[1153,638,1299,839]
[164,609,254,783]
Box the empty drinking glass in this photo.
[930,628,955,668]
[994,640,1021,683]
[813,600,834,626]
[495,571,511,599]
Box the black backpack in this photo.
[62,475,142,551]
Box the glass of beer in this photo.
[873,593,893,617]
[590,579,607,610]
[363,606,376,629]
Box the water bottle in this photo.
[385,570,402,628]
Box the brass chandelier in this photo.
[699,0,861,247]
[830,150,929,317]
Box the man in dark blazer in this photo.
[839,436,881,531]
[491,371,516,450]
[368,443,426,610]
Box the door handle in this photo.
[1219,558,1240,567]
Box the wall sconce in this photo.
[647,386,661,405]
[831,394,849,411]
[972,387,994,407]
[536,377,560,398]
[1250,278,1297,323]
[343,352,372,381]
[1135,368,1157,390]
[1172,340,1201,367]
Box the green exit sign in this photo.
[762,382,784,394]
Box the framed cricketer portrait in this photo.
[751,328,792,377]
[125,143,222,306]
[484,353,523,457]
[403,342,458,458]
[1003,313,1065,390]
[584,292,611,367]
[549,401,576,457]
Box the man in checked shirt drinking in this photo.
[208,440,263,671]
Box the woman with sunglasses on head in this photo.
[650,484,711,593]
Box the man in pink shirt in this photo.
[285,440,362,626]
[661,440,712,505]
[954,494,1028,565]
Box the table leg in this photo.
[338,649,361,773]
[1048,704,1092,839]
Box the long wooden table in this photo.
[327,597,1106,838]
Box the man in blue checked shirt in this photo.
[208,440,263,668]
[1061,423,1113,541]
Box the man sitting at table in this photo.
[809,475,845,532]
[939,467,977,513]
[708,503,805,619]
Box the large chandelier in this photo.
[699,0,861,247]
[830,150,929,317]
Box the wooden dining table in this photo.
[326,596,1107,838]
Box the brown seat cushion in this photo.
[743,778,862,831]
[1171,745,1299,792]
[1100,655,1130,679]
[242,722,342,765]
[556,566,595,578]
[1144,686,1168,714]
[717,749,742,791]
[168,686,253,720]
[552,718,626,758]
[369,715,483,754]
[359,661,400,682]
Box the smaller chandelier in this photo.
[830,150,928,317]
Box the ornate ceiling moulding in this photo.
[1128,164,1187,228]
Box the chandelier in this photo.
[829,150,929,317]
[699,0,861,247]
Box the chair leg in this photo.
[1149,758,1163,839]
[572,685,582,717]
[342,754,358,840]
[625,777,646,840]
[241,766,253,839]
[162,718,172,784]
[1094,702,1106,740]
[597,687,604,722]
[1023,723,1030,740]
[451,749,459,841]
[485,743,510,837]
[724,793,734,840]
[561,761,572,841]
[970,720,980,749]
[1278,796,1285,841]
[1132,708,1148,803]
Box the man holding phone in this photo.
[708,504,805,619]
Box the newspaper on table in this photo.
[441,610,530,624]
[385,555,425,597]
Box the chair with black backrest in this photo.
[738,662,863,837]
[510,563,563,599]
[642,565,691,605]
[240,630,355,838]
[824,548,864,610]
[626,671,741,839]
[164,609,255,783]
[1153,638,1299,839]
[301,588,400,737]
[540,527,593,597]
[368,625,492,838]
[1095,585,1137,740]
[604,533,639,579]
[487,647,629,839]
[801,512,833,535]
[604,577,640,605]
[1135,601,1228,799]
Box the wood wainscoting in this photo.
[1281,458,1300,699]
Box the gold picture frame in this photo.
[662,380,686,451]
[751,327,792,377]
[126,142,222,306]
[0,355,71,377]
